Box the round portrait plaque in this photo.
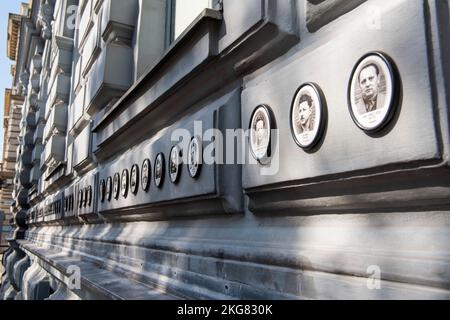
[106,176,112,201]
[100,179,106,203]
[188,137,202,178]
[130,164,139,195]
[82,187,87,207]
[113,173,120,200]
[348,52,399,133]
[169,145,182,184]
[78,189,83,209]
[154,153,165,188]
[121,169,129,197]
[249,105,274,163]
[290,83,327,150]
[86,186,92,206]
[70,195,74,211]
[141,159,151,192]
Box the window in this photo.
[170,0,218,42]
[78,0,94,48]
[134,0,219,80]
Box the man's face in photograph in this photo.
[299,100,312,126]
[256,119,265,145]
[359,65,380,101]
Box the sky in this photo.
[0,0,25,160]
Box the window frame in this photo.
[166,0,221,46]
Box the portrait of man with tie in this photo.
[290,83,325,150]
[349,52,398,133]
[356,63,386,115]
[250,105,272,161]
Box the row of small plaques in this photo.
[99,137,202,203]
[77,186,93,209]
[49,199,63,216]
[249,52,400,162]
[40,188,91,217]
[64,194,75,212]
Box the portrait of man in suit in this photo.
[349,53,397,132]
[154,153,164,188]
[291,83,324,149]
[356,63,386,115]
[155,157,162,179]
[250,106,271,160]
[188,137,202,178]
[141,159,150,191]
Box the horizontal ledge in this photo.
[18,240,180,300]
[246,165,450,215]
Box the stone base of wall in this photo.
[0,254,3,273]
[2,210,450,300]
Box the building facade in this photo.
[0,3,30,271]
[1,0,450,300]
[0,90,24,256]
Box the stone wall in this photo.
[1,0,450,300]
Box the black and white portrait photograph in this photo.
[188,136,202,178]
[141,159,150,192]
[78,190,83,209]
[249,105,272,161]
[113,173,120,200]
[106,177,112,202]
[130,164,139,195]
[86,186,92,206]
[154,153,165,188]
[83,188,88,207]
[290,83,326,149]
[121,169,129,197]
[169,145,182,183]
[99,179,106,203]
[349,52,398,132]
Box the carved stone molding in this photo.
[19,71,30,96]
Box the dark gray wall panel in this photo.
[219,0,264,51]
[243,0,440,190]
[97,90,243,220]
[306,0,367,32]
